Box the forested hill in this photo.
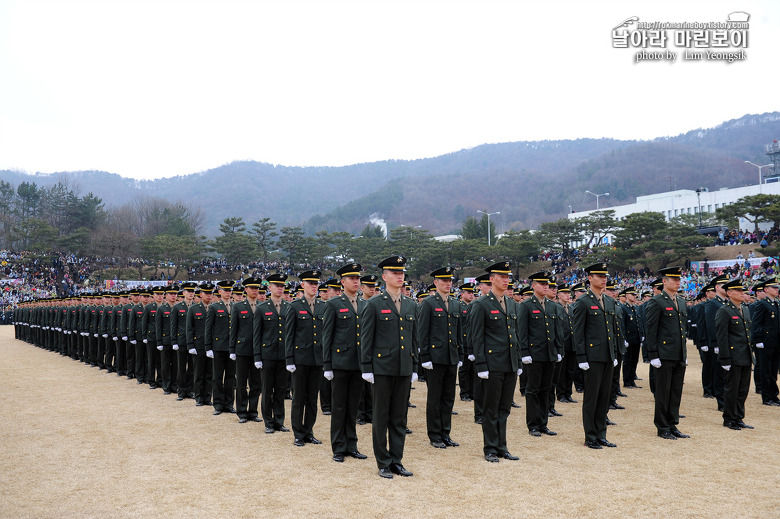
[2,111,779,237]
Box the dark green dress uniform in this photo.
[285,276,326,444]
[417,280,463,446]
[716,283,754,428]
[556,298,577,402]
[206,295,235,413]
[620,295,642,388]
[253,288,289,431]
[322,290,367,456]
[457,284,476,402]
[645,280,688,436]
[360,282,419,470]
[230,286,261,422]
[469,262,521,459]
[703,277,729,407]
[187,291,213,406]
[171,292,193,399]
[518,289,562,434]
[750,285,780,405]
[119,294,136,378]
[155,297,175,394]
[129,298,147,383]
[572,273,619,446]
[142,298,161,388]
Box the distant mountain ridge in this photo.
[2,112,778,237]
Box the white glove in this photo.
[701,345,709,352]
[641,337,645,342]
[206,350,214,358]
[122,336,128,341]
[411,372,418,383]
[143,339,147,344]
[457,361,463,368]
[254,361,262,369]
[521,356,532,365]
[422,361,433,370]
[650,358,662,368]
[93,334,98,338]
[723,364,731,371]
[113,337,118,341]
[362,372,375,384]
[517,368,523,376]
[756,343,764,349]
[477,371,489,379]
[714,347,719,354]
[188,348,196,355]
[157,345,163,351]
[172,344,179,351]
[102,334,108,338]
[624,341,629,348]
[468,354,475,361]
[130,340,137,345]
[229,353,236,361]
[613,359,618,367]
[557,354,562,362]
[323,370,334,380]
[578,362,590,371]
[685,359,688,366]
[286,364,296,373]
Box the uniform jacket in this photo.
[417,292,463,366]
[142,302,158,343]
[360,291,419,377]
[703,296,726,349]
[517,295,562,362]
[751,297,780,349]
[285,297,325,366]
[620,303,642,344]
[644,291,688,362]
[322,293,367,371]
[716,300,753,367]
[253,299,289,362]
[155,301,174,347]
[205,299,231,352]
[229,299,255,356]
[186,302,208,351]
[572,290,619,364]
[170,301,189,347]
[468,292,520,374]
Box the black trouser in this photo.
[320,378,332,412]
[235,355,261,419]
[556,351,576,399]
[89,334,98,365]
[459,357,474,399]
[481,370,516,456]
[425,363,457,442]
[713,354,726,407]
[582,361,613,443]
[548,360,562,411]
[125,337,135,377]
[291,365,322,441]
[97,335,106,369]
[212,351,235,411]
[525,360,554,430]
[610,351,623,403]
[653,360,686,433]
[176,347,193,398]
[357,381,373,423]
[104,336,115,370]
[623,342,640,386]
[700,346,714,396]
[147,342,161,387]
[372,374,411,469]
[262,359,287,428]
[723,364,751,423]
[115,339,126,375]
[193,351,213,404]
[752,346,762,394]
[134,339,146,382]
[160,347,175,392]
[758,346,780,403]
[330,369,363,455]
[473,376,484,422]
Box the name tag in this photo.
[590,306,599,310]
[299,310,308,314]
[195,313,202,316]
[435,308,444,311]
[381,309,392,314]
[339,308,350,313]
[732,316,739,320]
[491,310,500,314]
[666,307,673,311]
[241,310,248,314]
[265,312,273,316]
[532,310,540,314]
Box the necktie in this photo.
[395,297,401,313]
[499,296,506,312]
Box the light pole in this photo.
[745,161,774,192]
[585,190,609,210]
[695,187,705,228]
[477,209,500,246]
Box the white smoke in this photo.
[369,213,388,240]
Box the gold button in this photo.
[378,353,382,357]
[336,349,340,353]
[488,349,492,353]
[401,336,404,340]
[401,346,404,349]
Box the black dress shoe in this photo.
[276,426,290,432]
[163,391,172,395]
[724,421,742,430]
[540,427,557,436]
[475,418,482,425]
[679,414,685,419]
[737,421,754,429]
[529,428,542,437]
[762,401,780,406]
[390,463,413,477]
[356,418,366,425]
[443,437,459,447]
[549,408,562,417]
[584,440,602,449]
[606,418,617,426]
[658,431,677,440]
[176,396,184,401]
[204,400,212,406]
[484,453,500,462]
[575,387,584,393]
[213,410,222,416]
[557,397,568,404]
[597,438,617,448]
[671,430,690,438]
[703,393,714,399]
[348,450,368,459]
[405,427,413,434]
[251,417,262,422]
[451,411,458,415]
[294,438,305,447]
[511,401,521,408]
[609,403,625,410]
[502,452,519,460]
[634,377,643,381]
[238,417,248,423]
[379,468,394,479]
[717,406,724,412]
[333,453,345,463]
[616,391,628,398]
[322,410,331,415]
[224,407,236,414]
[196,402,205,407]
[566,396,578,403]
[137,380,144,385]
[430,440,447,449]
[305,436,322,444]
[407,402,416,408]
[265,427,275,434]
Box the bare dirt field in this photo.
[1,326,778,519]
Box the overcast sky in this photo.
[1,0,778,180]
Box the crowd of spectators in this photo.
[714,228,778,247]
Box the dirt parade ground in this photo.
[1,326,778,519]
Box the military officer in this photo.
[702,274,730,411]
[285,269,326,447]
[716,279,755,430]
[644,267,690,440]
[418,266,463,449]
[230,276,263,423]
[254,273,290,433]
[322,263,369,463]
[572,263,620,449]
[361,255,419,478]
[750,278,780,406]
[155,285,178,395]
[620,287,643,389]
[469,272,493,425]
[171,282,196,400]
[357,274,379,425]
[555,284,577,404]
[188,283,213,407]
[458,282,476,402]
[128,290,148,384]
[207,281,235,415]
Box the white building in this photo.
[568,181,780,245]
